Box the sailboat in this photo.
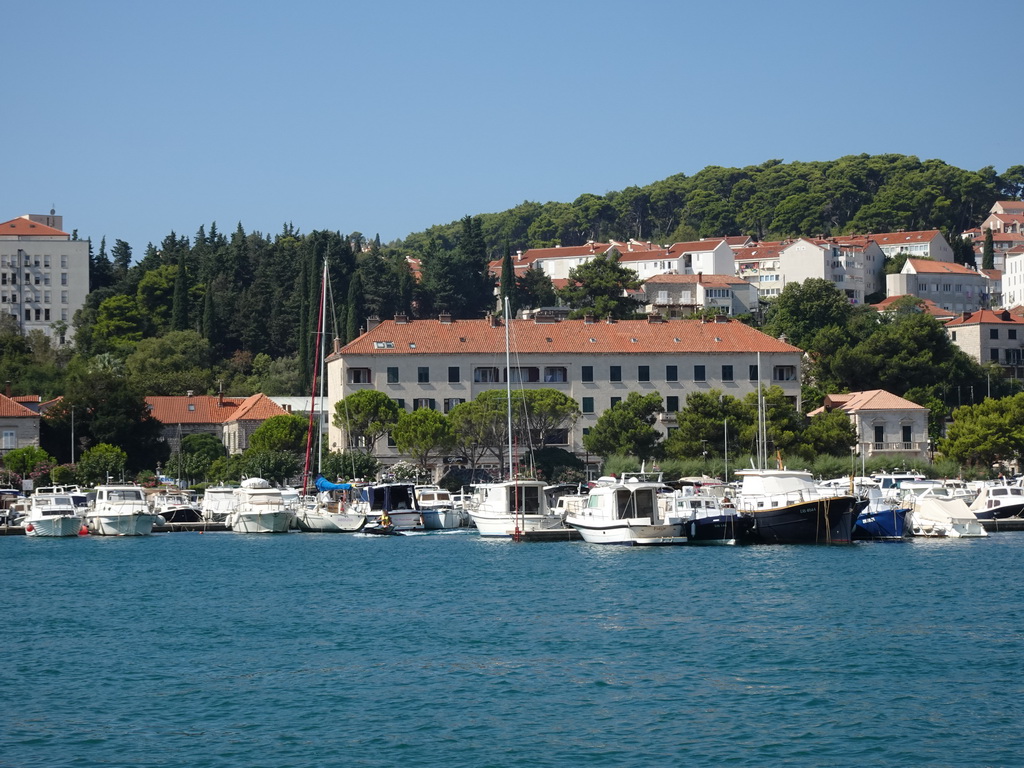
[296,259,367,533]
[465,298,578,540]
[734,355,858,544]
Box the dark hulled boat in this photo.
[735,468,858,544]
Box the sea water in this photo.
[2,530,1022,767]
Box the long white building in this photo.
[326,314,803,467]
[0,211,90,343]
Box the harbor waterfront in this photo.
[4,531,1024,767]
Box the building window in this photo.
[610,365,622,382]
[61,255,68,269]
[474,367,499,383]
[749,364,759,381]
[694,365,706,382]
[666,395,679,412]
[543,366,567,382]
[666,365,678,382]
[582,397,594,414]
[349,368,372,384]
[393,398,406,411]
[1011,330,1018,340]
[448,366,460,383]
[990,329,1000,340]
[902,425,912,446]
[61,291,68,304]
[507,367,540,383]
[61,273,68,285]
[951,331,957,341]
[582,365,594,383]
[387,367,399,384]
[413,398,436,410]
[991,349,1000,362]
[2,430,14,449]
[543,429,569,446]
[773,365,796,381]
[610,397,621,408]
[417,366,430,383]
[638,365,650,382]
[373,341,395,349]
[443,397,464,413]
[722,365,733,382]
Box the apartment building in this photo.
[944,308,1024,376]
[326,314,803,466]
[887,259,993,313]
[0,212,90,343]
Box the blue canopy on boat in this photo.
[315,476,353,492]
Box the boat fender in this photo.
[690,521,697,539]
[25,524,33,533]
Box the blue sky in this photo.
[5,0,1020,255]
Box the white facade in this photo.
[887,259,992,313]
[0,213,90,343]
[779,238,885,304]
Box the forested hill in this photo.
[400,154,1022,254]
[36,153,1019,403]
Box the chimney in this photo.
[218,391,224,407]
[394,312,409,324]
[697,271,703,284]
[605,315,616,324]
[366,315,381,332]
[583,313,596,324]
[333,337,342,354]
[715,315,729,323]
[4,381,10,398]
[962,311,972,321]
[1001,309,1011,321]
[187,390,194,397]
[438,312,453,324]
[487,313,500,328]
[647,313,663,323]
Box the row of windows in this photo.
[0,273,69,286]
[0,291,69,304]
[0,255,70,269]
[353,364,796,385]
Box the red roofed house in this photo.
[146,392,289,455]
[809,390,930,460]
[734,241,787,298]
[0,392,41,458]
[944,309,1024,374]
[326,314,803,472]
[870,295,957,322]
[0,211,90,343]
[778,236,887,304]
[642,273,759,317]
[887,258,992,313]
[857,229,954,262]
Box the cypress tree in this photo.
[983,228,995,271]
[171,256,189,331]
[500,242,517,317]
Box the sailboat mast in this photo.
[756,352,765,470]
[504,297,513,480]
[302,260,328,495]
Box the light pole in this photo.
[70,406,75,464]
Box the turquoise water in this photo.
[3,531,1023,767]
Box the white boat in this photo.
[296,477,366,533]
[148,488,203,523]
[968,482,1024,520]
[201,485,237,522]
[86,485,161,536]
[23,491,85,537]
[351,482,423,530]
[565,473,686,546]
[415,485,470,529]
[672,485,754,545]
[908,488,987,538]
[227,478,295,533]
[467,478,573,538]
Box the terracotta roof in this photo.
[857,229,942,246]
[145,395,245,424]
[734,241,786,261]
[609,240,664,253]
[618,248,671,263]
[336,317,802,357]
[0,393,39,418]
[905,258,979,275]
[809,389,927,415]
[644,273,749,286]
[666,239,726,255]
[0,217,68,237]
[988,213,1024,224]
[870,296,956,319]
[994,201,1024,213]
[981,268,1002,280]
[226,393,289,422]
[945,309,1024,328]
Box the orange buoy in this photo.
[79,525,89,536]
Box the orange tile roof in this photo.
[666,239,726,255]
[644,273,749,286]
[145,395,245,424]
[0,217,68,237]
[995,201,1024,213]
[336,317,802,356]
[734,241,786,261]
[905,258,978,275]
[945,309,1024,327]
[857,229,942,246]
[810,389,927,415]
[227,393,290,422]
[870,296,956,319]
[0,393,38,418]
[617,249,671,263]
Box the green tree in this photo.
[332,390,401,452]
[663,390,750,460]
[248,413,309,454]
[515,388,581,448]
[181,432,226,464]
[983,227,995,271]
[124,330,214,395]
[499,243,517,317]
[938,394,1024,469]
[557,252,643,319]
[798,409,857,458]
[392,408,454,476]
[763,278,852,350]
[448,399,498,482]
[516,265,557,310]
[583,391,663,460]
[77,443,128,486]
[2,446,55,478]
[320,450,380,482]
[240,449,300,485]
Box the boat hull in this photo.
[470,511,573,538]
[687,514,756,545]
[745,497,858,544]
[230,511,295,534]
[25,516,83,538]
[296,509,366,533]
[365,510,422,531]
[566,518,686,546]
[420,507,469,530]
[87,513,159,536]
[853,506,909,541]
